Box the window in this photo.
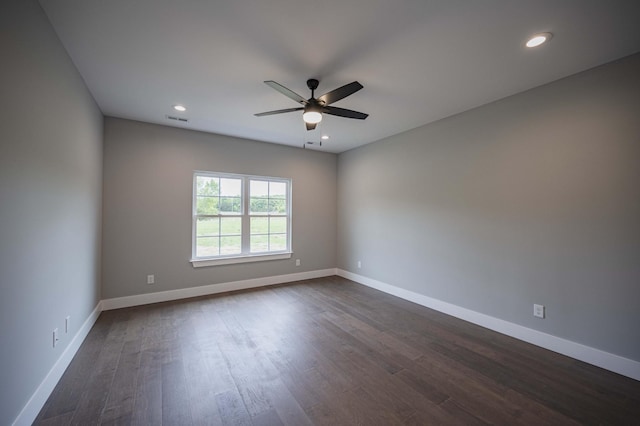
[192,171,291,267]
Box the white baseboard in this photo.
[337,269,640,382]
[102,268,338,310]
[12,302,102,426]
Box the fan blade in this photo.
[306,122,318,131]
[323,106,368,120]
[254,107,304,117]
[264,81,308,105]
[318,81,363,105]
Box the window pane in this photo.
[220,236,241,255]
[270,217,286,233]
[220,197,241,214]
[220,217,241,235]
[250,180,268,197]
[250,197,268,214]
[220,178,241,196]
[270,181,286,198]
[251,235,268,253]
[197,217,219,236]
[269,234,286,251]
[269,198,287,214]
[196,196,219,215]
[197,237,219,257]
[197,176,219,196]
[250,217,268,234]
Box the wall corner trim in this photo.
[101,268,338,311]
[12,302,103,426]
[336,269,640,382]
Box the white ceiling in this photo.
[40,0,640,153]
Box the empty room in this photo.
[2,0,640,425]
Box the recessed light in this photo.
[173,104,187,112]
[321,135,329,140]
[526,32,553,48]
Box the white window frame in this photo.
[191,171,292,268]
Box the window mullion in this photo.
[241,177,251,254]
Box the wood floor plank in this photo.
[428,338,622,424]
[305,401,348,426]
[161,359,193,425]
[180,314,227,425]
[413,342,582,425]
[68,315,128,425]
[33,411,75,426]
[130,348,162,426]
[437,399,489,426]
[250,408,284,426]
[216,311,278,418]
[99,339,142,424]
[330,387,405,426]
[35,276,640,425]
[215,389,252,426]
[262,381,313,426]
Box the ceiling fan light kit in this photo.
[303,107,323,124]
[255,78,368,131]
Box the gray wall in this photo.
[0,1,103,424]
[337,53,640,362]
[102,118,336,299]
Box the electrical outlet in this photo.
[53,328,59,348]
[357,260,361,269]
[533,304,545,318]
[65,316,70,333]
[147,274,155,284]
[295,259,300,266]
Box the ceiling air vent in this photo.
[303,140,323,149]
[166,115,189,123]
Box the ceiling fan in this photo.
[255,79,368,130]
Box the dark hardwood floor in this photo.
[35,276,640,425]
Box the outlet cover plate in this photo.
[533,304,545,318]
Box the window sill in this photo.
[191,252,292,268]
